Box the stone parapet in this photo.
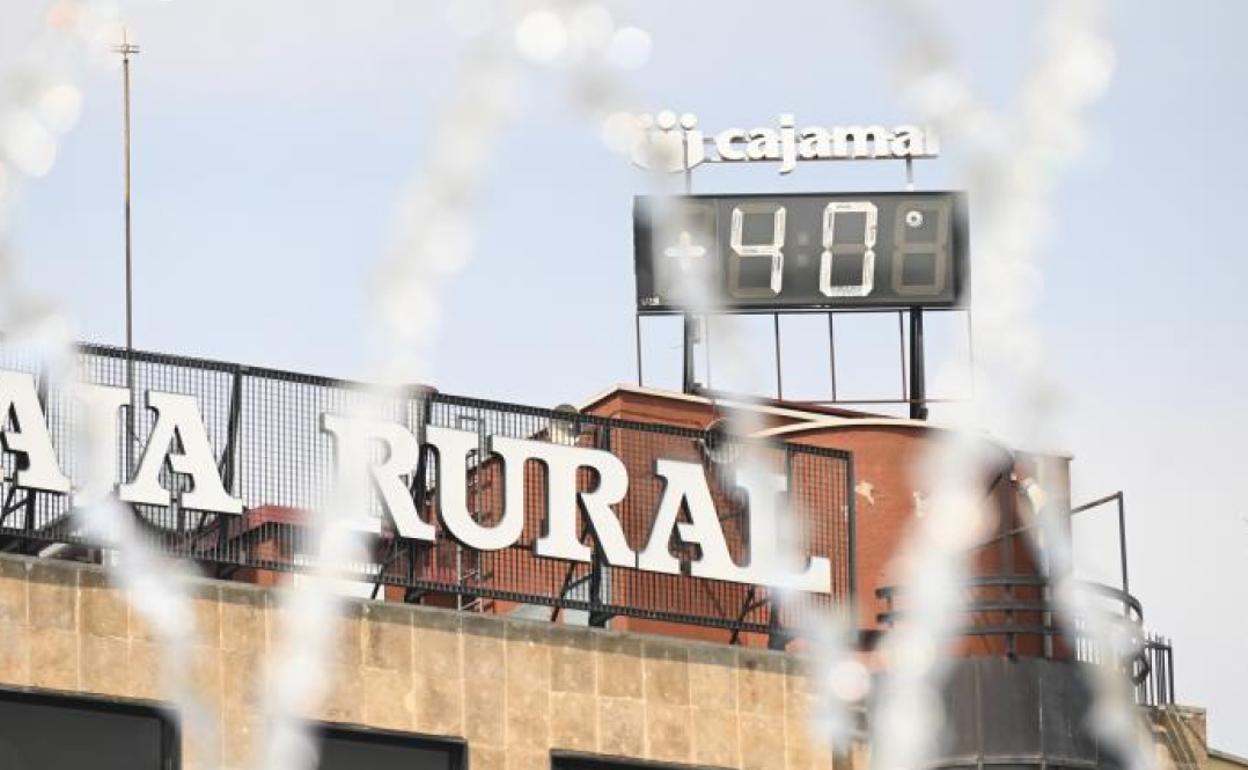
[0,553,837,770]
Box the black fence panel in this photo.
[0,343,853,635]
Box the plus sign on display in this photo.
[664,230,707,269]
[633,191,969,312]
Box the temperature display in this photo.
[633,191,968,312]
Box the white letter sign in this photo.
[0,371,70,493]
[118,390,242,514]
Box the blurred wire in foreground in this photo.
[868,2,1153,769]
[0,4,224,767]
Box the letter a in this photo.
[0,370,69,493]
[118,390,242,514]
[638,459,747,583]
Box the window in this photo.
[0,688,178,770]
[316,725,464,770]
[553,753,722,770]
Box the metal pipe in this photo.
[634,313,643,386]
[116,30,140,477]
[773,313,783,399]
[1117,492,1130,596]
[704,313,713,389]
[908,307,927,419]
[682,314,696,394]
[897,311,908,402]
[826,312,838,401]
[1168,642,1175,704]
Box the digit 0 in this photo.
[728,203,786,298]
[819,201,877,298]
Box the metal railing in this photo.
[876,575,1174,706]
[1137,634,1175,707]
[0,342,855,636]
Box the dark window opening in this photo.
[0,688,178,770]
[317,725,464,770]
[553,752,722,770]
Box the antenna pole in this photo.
[681,147,697,395]
[115,30,140,468]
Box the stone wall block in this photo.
[505,686,550,752]
[646,702,693,763]
[80,570,128,639]
[504,624,551,753]
[597,634,643,698]
[462,620,506,746]
[413,611,463,736]
[598,695,645,758]
[78,633,129,696]
[191,584,222,649]
[549,625,595,694]
[29,626,78,690]
[739,713,788,770]
[363,665,415,732]
[471,744,506,770]
[507,749,552,770]
[0,622,30,685]
[505,621,551,692]
[643,639,690,707]
[222,648,265,715]
[362,602,412,674]
[549,691,598,752]
[190,644,223,714]
[219,585,266,654]
[783,657,817,717]
[320,665,365,725]
[0,557,28,626]
[504,618,554,748]
[804,728,835,770]
[330,603,364,669]
[222,707,263,770]
[738,650,786,715]
[689,644,738,708]
[126,638,163,701]
[692,707,741,768]
[28,561,76,632]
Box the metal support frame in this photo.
[1070,491,1130,597]
[827,313,838,401]
[634,313,643,387]
[908,307,927,420]
[766,599,787,650]
[682,315,697,394]
[588,426,612,627]
[637,306,968,409]
[896,311,908,402]
[728,587,759,645]
[773,314,783,399]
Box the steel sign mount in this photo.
[633,191,969,313]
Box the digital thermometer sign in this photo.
[633,191,968,312]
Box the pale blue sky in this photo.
[4,0,1247,754]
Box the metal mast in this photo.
[114,29,140,467]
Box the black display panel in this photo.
[633,191,968,312]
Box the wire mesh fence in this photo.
[0,342,854,634]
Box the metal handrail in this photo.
[874,574,1173,706]
[875,576,1144,625]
